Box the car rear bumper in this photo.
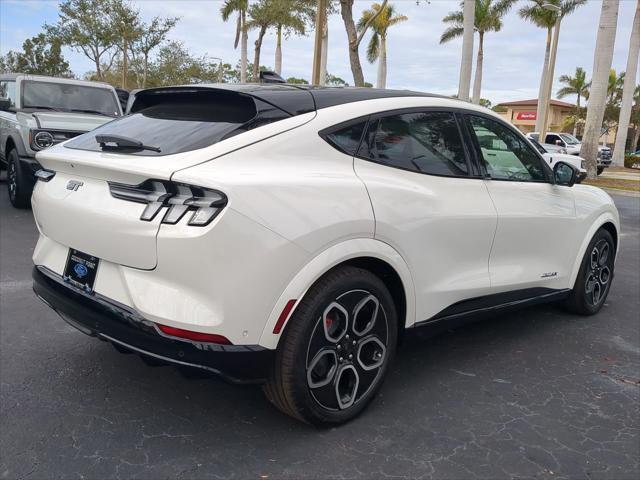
[32,265,274,384]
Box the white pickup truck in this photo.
[528,137,587,182]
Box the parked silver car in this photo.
[0,74,122,208]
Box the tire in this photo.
[597,166,605,175]
[7,149,32,209]
[565,228,615,315]
[263,266,398,426]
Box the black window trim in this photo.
[318,115,371,157]
[462,111,554,184]
[353,106,482,180]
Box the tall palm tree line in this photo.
[557,66,590,135]
[519,0,586,135]
[221,0,249,83]
[440,0,516,104]
[357,2,407,89]
[581,0,619,178]
[613,0,640,165]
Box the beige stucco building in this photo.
[495,98,575,134]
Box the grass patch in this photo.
[583,177,640,192]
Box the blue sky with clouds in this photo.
[0,0,637,104]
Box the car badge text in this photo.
[66,180,84,191]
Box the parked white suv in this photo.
[32,86,619,425]
[528,132,612,174]
[0,74,122,207]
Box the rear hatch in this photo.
[33,86,315,270]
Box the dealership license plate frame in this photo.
[63,249,100,293]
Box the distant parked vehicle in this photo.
[528,138,587,182]
[0,74,122,208]
[527,132,611,175]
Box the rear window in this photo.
[22,80,120,117]
[65,90,278,156]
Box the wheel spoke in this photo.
[357,335,386,371]
[352,294,379,337]
[335,364,359,410]
[590,247,599,270]
[598,242,610,266]
[592,281,602,305]
[307,348,338,389]
[599,266,611,285]
[322,302,349,343]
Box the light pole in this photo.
[539,2,562,143]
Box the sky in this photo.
[0,0,637,105]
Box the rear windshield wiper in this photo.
[95,134,161,153]
[70,108,116,117]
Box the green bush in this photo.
[625,154,640,169]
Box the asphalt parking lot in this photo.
[1,182,639,480]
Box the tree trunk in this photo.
[541,19,561,138]
[377,36,387,89]
[535,28,552,133]
[275,25,283,75]
[613,0,640,166]
[472,32,484,104]
[240,10,248,83]
[142,54,148,88]
[582,0,620,179]
[122,39,128,89]
[572,94,581,136]
[340,0,365,87]
[253,26,267,81]
[458,0,475,101]
[319,21,328,85]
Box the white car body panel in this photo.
[31,92,620,352]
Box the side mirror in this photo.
[554,161,578,187]
[0,98,12,111]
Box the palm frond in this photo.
[440,26,464,44]
[367,33,380,63]
[442,10,464,25]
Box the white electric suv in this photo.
[31,85,619,425]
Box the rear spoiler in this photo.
[125,84,315,117]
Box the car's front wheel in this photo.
[264,266,397,426]
[7,149,31,208]
[566,228,615,315]
[597,166,605,175]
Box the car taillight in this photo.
[109,180,227,226]
[156,324,232,344]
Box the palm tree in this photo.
[519,0,586,132]
[358,2,407,89]
[248,0,275,81]
[581,0,619,178]
[458,0,475,101]
[338,0,388,87]
[557,67,590,135]
[221,0,249,83]
[271,0,314,76]
[614,0,640,165]
[441,0,516,104]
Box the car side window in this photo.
[468,115,547,182]
[0,81,16,108]
[323,121,367,156]
[358,111,469,177]
[546,134,562,146]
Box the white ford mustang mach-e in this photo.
[31,85,619,425]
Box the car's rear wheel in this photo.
[597,166,605,175]
[7,149,31,209]
[565,228,615,315]
[264,266,397,426]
